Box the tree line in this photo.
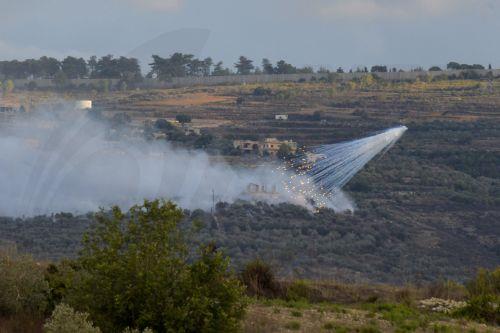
[0,56,142,81]
[0,54,494,82]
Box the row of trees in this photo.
[147,55,315,79]
[0,55,141,81]
[0,54,494,81]
[148,57,494,78]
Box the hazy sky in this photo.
[1,0,499,70]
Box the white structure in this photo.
[275,114,288,120]
[75,100,92,110]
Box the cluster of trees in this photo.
[0,55,141,82]
[148,53,215,80]
[447,62,487,70]
[261,58,314,75]
[0,200,247,332]
[147,55,315,79]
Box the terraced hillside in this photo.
[0,78,498,283]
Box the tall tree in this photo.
[262,58,274,74]
[202,57,213,76]
[61,56,88,79]
[212,61,230,76]
[87,56,98,78]
[38,56,61,78]
[275,60,296,74]
[148,53,194,80]
[235,56,254,75]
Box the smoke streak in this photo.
[283,126,408,209]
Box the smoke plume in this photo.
[0,106,405,217]
[0,107,316,216]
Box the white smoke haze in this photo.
[0,106,318,217]
[0,105,406,217]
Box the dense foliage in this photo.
[0,201,247,332]
[0,55,141,81]
[47,200,246,333]
[0,248,50,318]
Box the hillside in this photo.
[0,78,499,284]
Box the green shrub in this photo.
[240,259,278,297]
[0,247,50,318]
[364,303,423,332]
[286,280,313,301]
[457,267,500,324]
[57,200,247,333]
[44,303,100,333]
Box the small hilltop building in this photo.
[245,183,280,200]
[233,138,297,156]
[75,100,92,110]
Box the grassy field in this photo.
[243,300,498,333]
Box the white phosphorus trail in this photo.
[284,126,408,209]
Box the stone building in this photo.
[233,138,297,156]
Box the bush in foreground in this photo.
[457,267,500,324]
[51,200,246,332]
[240,259,279,297]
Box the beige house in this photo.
[246,183,280,199]
[233,138,297,156]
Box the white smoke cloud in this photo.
[0,105,352,217]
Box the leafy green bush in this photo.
[0,247,50,318]
[44,303,100,333]
[363,303,424,332]
[457,267,500,324]
[55,200,246,332]
[286,280,313,302]
[240,259,278,297]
